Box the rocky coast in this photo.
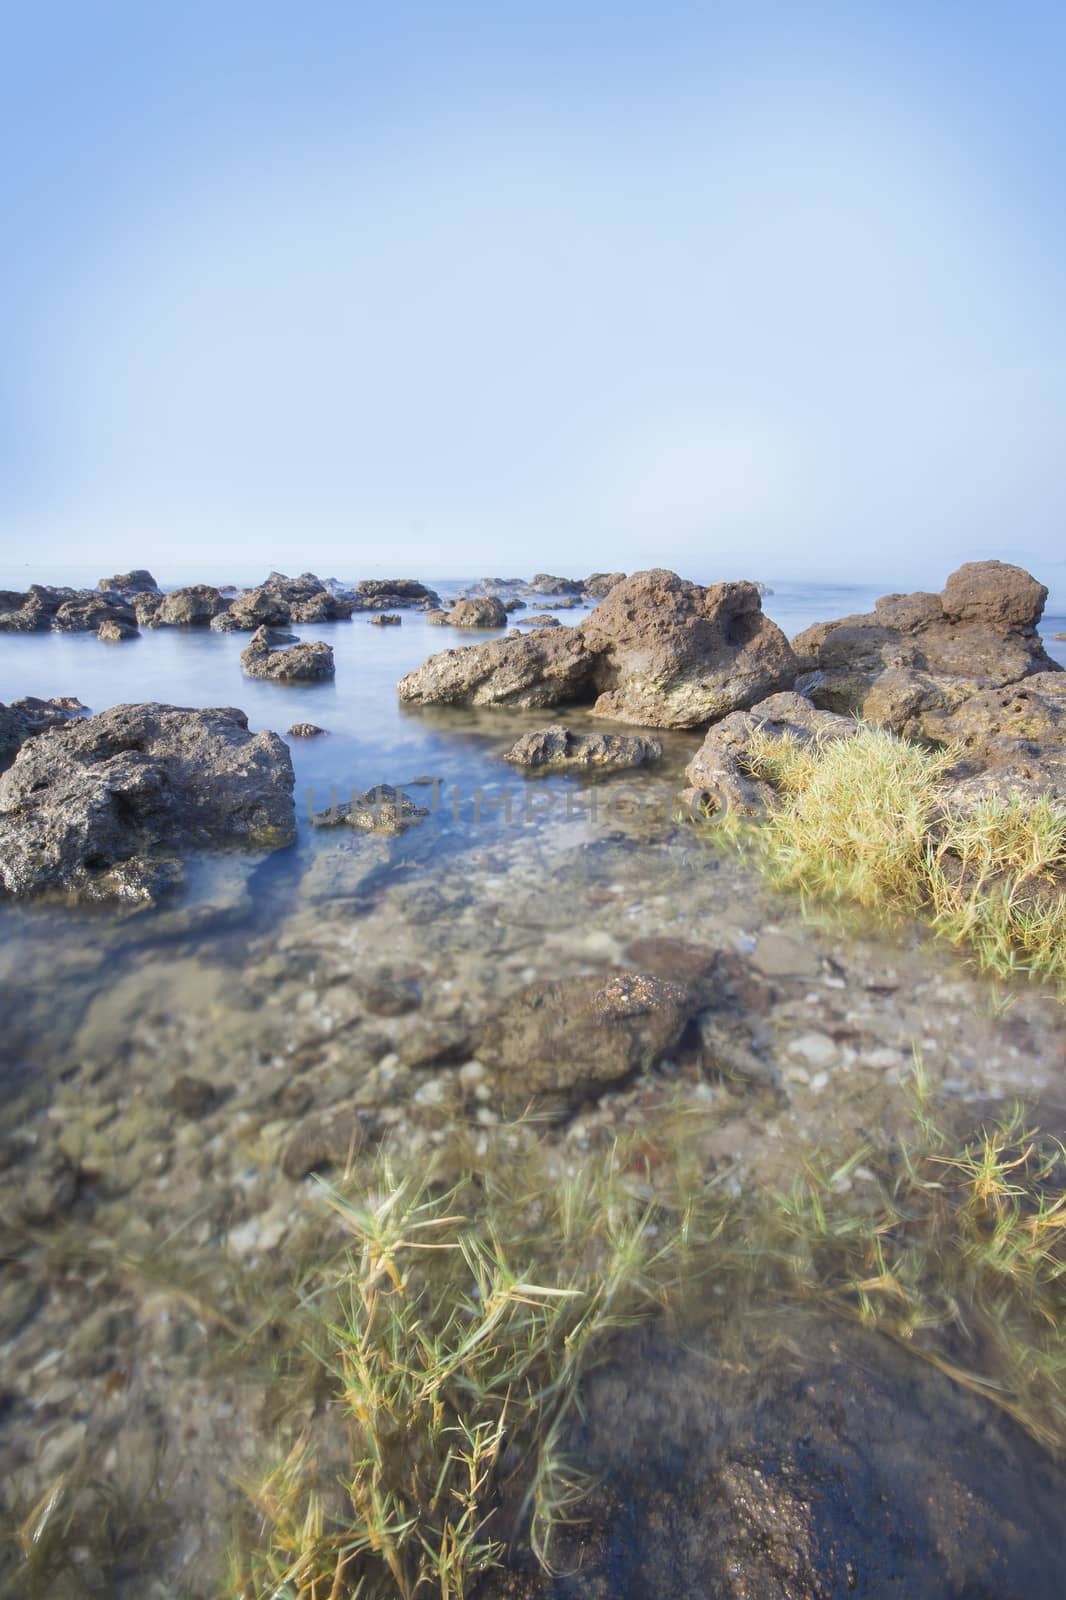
[1,558,1065,1597]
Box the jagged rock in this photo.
[518,613,561,628]
[53,598,135,633]
[683,692,858,818]
[503,598,527,612]
[503,725,663,772]
[287,722,326,738]
[584,571,626,597]
[793,561,1058,736]
[240,625,335,682]
[400,570,796,729]
[352,579,443,611]
[216,571,355,630]
[426,610,450,625]
[369,613,402,626]
[311,783,427,835]
[134,591,164,626]
[154,585,228,626]
[97,570,159,596]
[98,618,138,642]
[0,703,295,902]
[478,971,696,1113]
[926,673,1066,806]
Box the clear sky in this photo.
[2,1,1064,587]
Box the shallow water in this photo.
[2,575,1066,1595]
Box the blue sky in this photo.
[2,2,1065,586]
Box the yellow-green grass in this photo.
[732,723,1066,986]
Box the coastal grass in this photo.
[765,1071,1066,1450]
[732,723,1066,986]
[229,1144,704,1600]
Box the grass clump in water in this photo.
[769,1075,1066,1449]
[230,1146,700,1599]
[734,723,1066,985]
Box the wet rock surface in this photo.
[0,695,88,769]
[352,578,442,611]
[0,703,295,901]
[400,569,796,728]
[310,782,428,835]
[478,971,696,1112]
[483,1321,1066,1600]
[504,724,663,771]
[240,624,335,681]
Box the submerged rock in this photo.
[488,1321,1066,1600]
[287,722,326,738]
[684,691,858,818]
[794,560,1058,737]
[0,585,134,633]
[400,569,796,729]
[240,625,335,682]
[368,613,402,626]
[0,703,295,902]
[478,971,696,1112]
[310,783,427,835]
[503,725,663,772]
[518,613,562,628]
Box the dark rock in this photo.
[52,596,137,633]
[517,613,561,628]
[530,574,584,595]
[155,585,228,626]
[400,569,796,729]
[0,703,295,902]
[358,967,423,1016]
[369,613,402,626]
[487,1321,1066,1600]
[280,1109,372,1180]
[97,569,159,596]
[288,722,327,738]
[478,971,696,1112]
[170,1074,220,1118]
[503,598,527,612]
[503,725,663,772]
[133,591,164,627]
[352,579,443,611]
[240,625,335,682]
[0,696,88,769]
[683,691,858,818]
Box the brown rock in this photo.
[683,692,858,818]
[503,724,662,771]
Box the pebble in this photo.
[786,1033,838,1069]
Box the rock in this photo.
[280,1109,372,1180]
[0,697,88,770]
[155,585,228,626]
[358,967,423,1016]
[0,584,85,632]
[683,692,858,818]
[221,584,291,629]
[928,673,1066,805]
[530,574,584,595]
[793,561,1058,736]
[503,725,663,772]
[170,1074,220,1118]
[446,597,507,628]
[584,571,626,598]
[503,598,527,612]
[400,570,796,729]
[240,625,335,682]
[133,591,164,626]
[478,971,696,1112]
[425,610,451,625]
[97,618,138,642]
[492,1321,1066,1600]
[97,569,159,596]
[310,783,427,835]
[287,722,326,738]
[369,613,402,626]
[518,613,561,628]
[52,595,137,633]
[352,579,443,611]
[0,703,295,902]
